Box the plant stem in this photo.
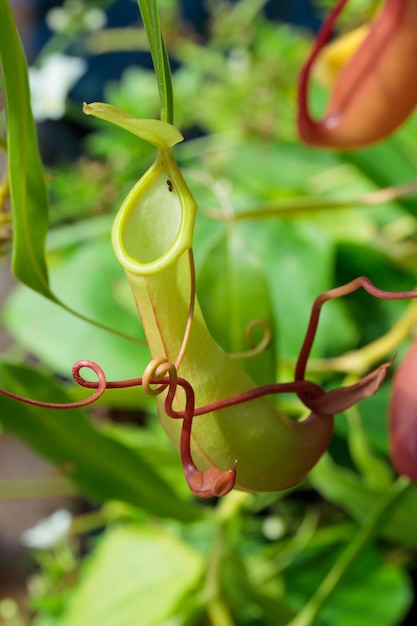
[204,526,234,626]
[0,168,10,212]
[286,475,412,626]
[207,598,235,626]
[201,180,417,221]
[201,492,251,626]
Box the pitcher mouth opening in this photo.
[112,149,196,276]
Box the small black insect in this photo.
[167,179,173,192]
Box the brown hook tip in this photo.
[185,462,237,498]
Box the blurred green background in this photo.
[2,1,417,625]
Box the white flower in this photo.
[29,54,87,122]
[21,509,72,549]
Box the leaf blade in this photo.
[0,0,53,299]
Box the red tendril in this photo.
[2,276,417,497]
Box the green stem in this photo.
[215,490,251,522]
[207,599,235,626]
[161,36,174,124]
[0,168,9,211]
[286,476,412,626]
[202,179,417,222]
[199,494,250,626]
[204,518,235,626]
[137,0,173,124]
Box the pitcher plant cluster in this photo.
[2,0,417,498]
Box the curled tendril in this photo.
[229,319,272,360]
[142,356,177,397]
[174,375,237,498]
[0,360,108,409]
[295,276,417,383]
[141,357,238,497]
[3,275,417,497]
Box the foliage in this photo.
[1,0,417,625]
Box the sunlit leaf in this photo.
[83,102,182,149]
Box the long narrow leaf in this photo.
[137,0,174,123]
[0,0,53,299]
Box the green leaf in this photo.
[136,0,173,124]
[343,139,417,218]
[221,546,296,625]
[245,219,354,360]
[219,140,339,200]
[198,226,276,385]
[59,525,204,626]
[334,387,391,456]
[0,0,52,298]
[83,102,183,149]
[100,422,191,499]
[310,454,417,548]
[3,239,150,382]
[286,547,411,626]
[0,362,199,522]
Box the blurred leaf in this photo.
[335,242,415,347]
[198,226,275,384]
[0,362,199,522]
[104,67,160,119]
[344,140,417,218]
[286,546,411,626]
[3,239,149,382]
[59,525,204,626]
[311,454,417,547]
[219,140,339,200]
[244,218,355,360]
[100,422,191,499]
[334,387,391,456]
[343,405,393,489]
[222,545,296,626]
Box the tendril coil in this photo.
[229,319,272,360]
[2,276,417,498]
